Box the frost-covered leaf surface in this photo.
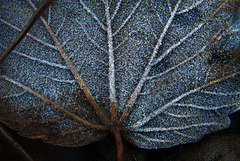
[0,0,239,150]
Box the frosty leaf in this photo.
[0,0,239,159]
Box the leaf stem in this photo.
[0,124,34,161]
[0,0,53,64]
[111,126,124,161]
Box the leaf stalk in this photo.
[110,126,124,161]
[0,0,53,64]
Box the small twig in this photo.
[0,0,53,64]
[0,124,34,161]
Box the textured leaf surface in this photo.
[0,0,239,149]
